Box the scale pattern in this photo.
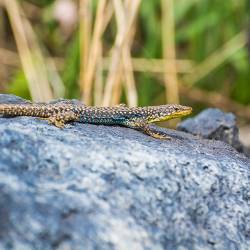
[0,101,192,139]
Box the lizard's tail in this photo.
[0,103,50,118]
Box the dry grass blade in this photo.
[102,58,194,73]
[102,0,141,106]
[122,0,138,107]
[82,0,107,105]
[111,0,138,107]
[0,6,7,86]
[94,43,103,106]
[162,0,179,104]
[122,47,138,107]
[4,0,53,101]
[109,0,124,105]
[162,0,179,103]
[101,1,114,34]
[45,57,65,98]
[183,31,247,85]
[79,0,92,100]
[93,1,113,106]
[23,13,64,99]
[162,0,180,127]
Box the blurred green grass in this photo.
[0,0,249,118]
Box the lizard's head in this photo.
[145,104,192,123]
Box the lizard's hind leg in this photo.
[47,111,79,128]
[143,125,171,140]
[125,119,171,139]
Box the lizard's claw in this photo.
[124,119,171,140]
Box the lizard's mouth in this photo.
[148,108,192,123]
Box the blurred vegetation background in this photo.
[0,0,250,126]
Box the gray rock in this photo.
[0,94,249,250]
[177,108,249,156]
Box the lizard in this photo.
[0,100,192,139]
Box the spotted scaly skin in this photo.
[0,101,192,139]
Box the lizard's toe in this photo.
[147,131,171,140]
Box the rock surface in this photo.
[177,108,249,156]
[0,94,249,250]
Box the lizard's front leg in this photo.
[47,111,79,128]
[124,119,171,139]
